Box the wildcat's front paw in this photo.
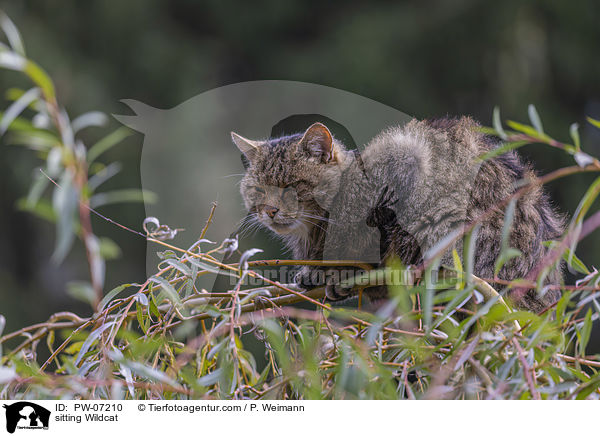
[294,266,325,289]
[325,282,354,301]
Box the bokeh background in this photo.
[1,1,599,342]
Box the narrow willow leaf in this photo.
[74,321,116,366]
[51,171,78,264]
[494,248,522,277]
[0,51,26,70]
[90,189,157,208]
[571,176,600,227]
[149,276,182,307]
[527,104,544,134]
[99,284,133,311]
[187,257,236,277]
[579,309,592,355]
[541,241,589,275]
[98,236,122,260]
[118,363,135,398]
[85,233,105,292]
[0,11,25,55]
[452,248,463,273]
[87,126,133,164]
[0,86,40,135]
[569,123,581,151]
[115,358,180,388]
[87,162,122,192]
[197,368,223,387]
[207,339,228,361]
[8,129,61,151]
[66,281,96,306]
[136,302,149,334]
[26,169,50,207]
[477,140,529,162]
[506,120,550,141]
[23,59,56,101]
[71,111,108,134]
[586,117,600,129]
[133,292,149,306]
[492,106,507,140]
[463,223,481,279]
[159,258,192,277]
[239,248,263,271]
[16,197,56,222]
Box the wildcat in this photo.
[231,117,564,312]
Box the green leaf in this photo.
[0,111,36,131]
[527,104,544,134]
[111,355,180,388]
[74,321,115,366]
[150,276,182,307]
[587,117,600,129]
[159,258,192,277]
[197,368,223,387]
[0,11,25,55]
[0,86,40,135]
[87,126,133,164]
[571,176,600,225]
[542,241,589,275]
[23,59,55,102]
[555,292,572,323]
[563,247,589,275]
[570,123,581,151]
[136,301,149,334]
[576,380,600,400]
[506,120,551,141]
[7,129,61,151]
[89,189,157,208]
[0,51,26,71]
[187,257,237,277]
[25,169,50,208]
[492,106,507,140]
[71,111,108,134]
[67,281,96,306]
[477,140,529,162]
[51,171,78,263]
[16,197,56,222]
[87,162,121,192]
[578,308,593,355]
[98,284,133,311]
[494,248,522,277]
[98,236,122,260]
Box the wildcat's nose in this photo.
[264,205,279,218]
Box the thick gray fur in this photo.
[233,117,564,312]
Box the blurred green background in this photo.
[0,0,599,335]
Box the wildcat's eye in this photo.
[248,186,265,201]
[288,180,310,199]
[282,186,297,203]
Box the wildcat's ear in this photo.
[300,122,333,163]
[231,132,261,161]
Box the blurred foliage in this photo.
[1,0,599,333]
[1,3,600,399]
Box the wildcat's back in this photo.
[361,117,564,311]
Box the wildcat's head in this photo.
[232,123,347,239]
